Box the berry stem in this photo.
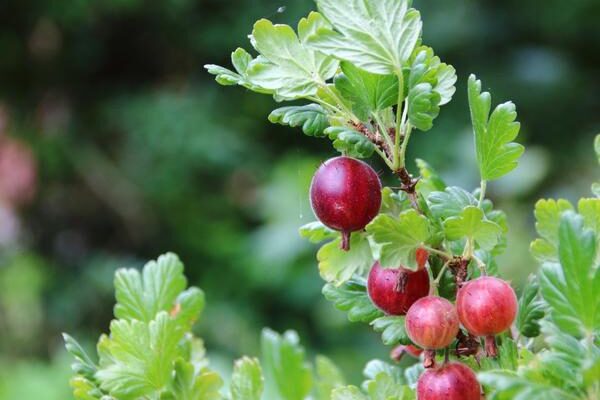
[484,335,498,357]
[423,349,436,368]
[340,231,351,251]
[431,261,450,294]
[478,180,487,208]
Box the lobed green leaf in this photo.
[322,278,383,323]
[268,104,329,137]
[468,74,524,181]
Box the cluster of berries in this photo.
[310,156,518,400]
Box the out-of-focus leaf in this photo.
[96,312,185,398]
[299,221,337,243]
[530,199,574,263]
[539,212,599,337]
[230,357,263,400]
[314,356,345,400]
[516,275,545,338]
[415,158,446,196]
[261,329,312,400]
[63,334,98,380]
[114,252,188,323]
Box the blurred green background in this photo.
[0,0,598,398]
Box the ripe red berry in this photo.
[417,362,481,400]
[405,296,459,350]
[456,276,517,356]
[310,156,381,250]
[367,262,430,315]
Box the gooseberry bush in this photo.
[65,0,600,399]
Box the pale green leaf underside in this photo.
[268,104,329,137]
[308,0,422,74]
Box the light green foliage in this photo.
[334,62,399,121]
[322,278,383,323]
[379,187,412,216]
[443,206,503,251]
[331,360,414,399]
[530,199,575,262]
[326,127,376,158]
[113,253,190,323]
[268,104,329,137]
[230,357,263,400]
[314,356,346,400]
[468,75,524,181]
[308,0,421,74]
[261,329,312,400]
[367,210,431,271]
[248,16,338,100]
[371,316,410,345]
[299,221,337,243]
[516,275,545,338]
[317,232,374,284]
[414,159,446,195]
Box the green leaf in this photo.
[468,74,524,181]
[443,206,502,251]
[231,357,263,400]
[530,199,574,263]
[363,360,405,385]
[407,46,456,106]
[69,376,103,400]
[539,211,599,337]
[326,127,376,158]
[114,252,187,322]
[380,187,412,216]
[205,48,271,93]
[478,370,580,400]
[261,329,312,400]
[317,233,374,284]
[331,386,367,400]
[315,356,346,400]
[407,83,441,131]
[308,0,422,74]
[516,275,545,338]
[479,338,519,371]
[334,61,399,121]
[365,372,413,400]
[268,104,329,137]
[371,316,410,345]
[168,359,223,400]
[248,16,338,100]
[96,312,185,398]
[299,221,337,243]
[171,287,205,329]
[427,186,478,220]
[322,278,383,323]
[579,198,600,264]
[415,158,446,197]
[63,333,98,380]
[367,210,431,271]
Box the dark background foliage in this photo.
[0,0,598,397]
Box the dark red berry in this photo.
[367,262,430,315]
[310,156,381,250]
[417,362,481,400]
[456,276,517,357]
[405,296,459,350]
